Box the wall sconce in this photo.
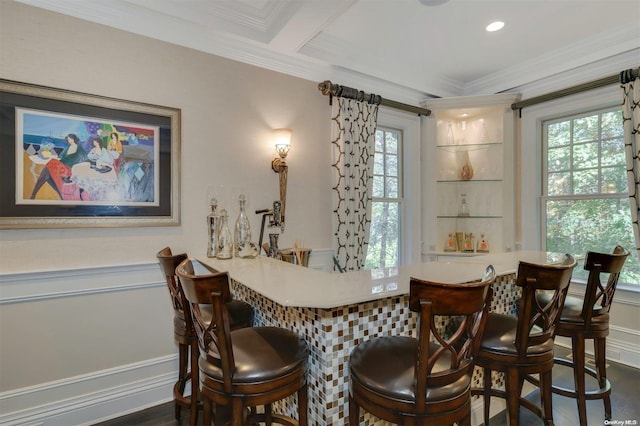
[271,128,291,230]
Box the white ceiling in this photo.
[14,0,640,103]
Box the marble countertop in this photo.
[196,251,566,309]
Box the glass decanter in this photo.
[216,209,233,259]
[207,198,219,258]
[446,121,454,145]
[234,194,251,256]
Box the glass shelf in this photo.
[436,179,502,183]
[436,142,502,152]
[437,215,503,219]
[424,251,486,257]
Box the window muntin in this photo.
[542,107,639,284]
[366,127,402,269]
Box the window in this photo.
[366,127,402,269]
[542,107,639,284]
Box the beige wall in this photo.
[0,1,333,414]
[0,1,333,273]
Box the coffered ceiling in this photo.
[14,0,640,102]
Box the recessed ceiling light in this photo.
[418,0,450,6]
[486,21,505,32]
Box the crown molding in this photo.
[510,49,640,101]
[465,23,640,96]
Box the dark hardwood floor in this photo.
[94,346,640,425]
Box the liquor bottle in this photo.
[207,198,219,258]
[268,233,282,260]
[477,233,490,253]
[216,209,233,259]
[234,194,251,256]
[463,232,475,253]
[444,233,458,252]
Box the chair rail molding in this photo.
[0,262,162,304]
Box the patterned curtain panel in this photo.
[331,97,379,271]
[621,70,640,260]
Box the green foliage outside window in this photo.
[366,128,401,270]
[544,109,639,284]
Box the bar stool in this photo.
[156,247,253,425]
[348,265,496,425]
[537,246,629,425]
[473,254,577,426]
[176,258,309,426]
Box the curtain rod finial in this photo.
[318,80,336,96]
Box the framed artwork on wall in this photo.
[0,79,181,228]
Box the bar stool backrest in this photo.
[408,265,495,406]
[515,254,577,357]
[156,247,191,327]
[581,245,629,324]
[176,258,236,393]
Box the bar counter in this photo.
[196,251,563,425]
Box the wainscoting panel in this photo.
[0,355,177,426]
[0,262,178,425]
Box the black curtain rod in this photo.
[511,67,640,112]
[318,80,432,116]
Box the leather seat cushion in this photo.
[536,293,608,325]
[479,313,553,356]
[349,336,470,403]
[200,326,307,384]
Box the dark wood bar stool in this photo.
[156,247,253,425]
[348,265,496,426]
[176,258,309,426]
[536,246,629,425]
[473,254,577,426]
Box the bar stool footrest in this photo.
[471,387,547,423]
[553,356,612,399]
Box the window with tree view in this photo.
[366,127,402,269]
[543,107,639,285]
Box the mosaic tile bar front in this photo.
[231,272,519,426]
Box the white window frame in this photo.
[540,106,629,247]
[520,85,638,291]
[373,108,422,265]
[369,126,404,268]
[520,85,620,250]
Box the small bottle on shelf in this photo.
[444,233,457,252]
[458,193,469,216]
[462,232,475,253]
[477,233,490,253]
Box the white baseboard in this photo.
[0,355,177,426]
